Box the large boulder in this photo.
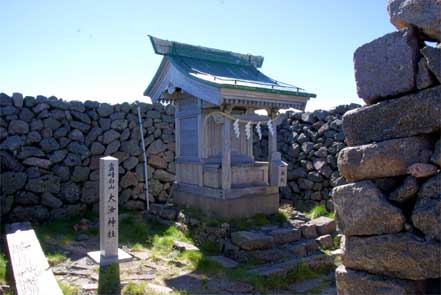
[333,181,404,236]
[388,0,441,42]
[342,233,441,280]
[342,85,441,146]
[338,136,432,181]
[353,27,419,104]
[336,265,420,295]
[411,173,441,241]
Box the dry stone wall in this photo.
[0,94,176,223]
[0,92,357,223]
[334,1,441,293]
[254,104,360,211]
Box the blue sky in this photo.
[1,0,394,111]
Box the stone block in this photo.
[342,86,441,146]
[407,163,438,178]
[342,233,441,280]
[269,228,301,244]
[389,176,418,203]
[332,181,404,236]
[336,265,420,295]
[301,223,317,239]
[353,28,419,104]
[338,136,432,182]
[231,231,274,251]
[315,234,333,249]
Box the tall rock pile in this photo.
[334,0,441,294]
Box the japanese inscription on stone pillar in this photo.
[100,156,119,261]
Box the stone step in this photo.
[247,252,335,277]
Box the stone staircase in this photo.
[222,216,339,277]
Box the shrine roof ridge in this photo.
[149,35,264,68]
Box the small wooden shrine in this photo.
[144,36,316,219]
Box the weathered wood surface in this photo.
[5,222,62,295]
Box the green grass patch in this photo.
[231,213,270,230]
[122,282,146,295]
[305,204,334,220]
[198,240,220,255]
[0,253,8,284]
[131,242,145,251]
[47,251,68,266]
[98,263,120,294]
[58,281,79,295]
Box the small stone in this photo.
[421,46,441,83]
[148,154,168,169]
[81,181,98,204]
[147,139,167,155]
[40,137,60,152]
[338,136,432,181]
[75,234,89,241]
[412,174,441,241]
[316,234,333,249]
[389,176,418,203]
[72,166,90,182]
[0,135,24,151]
[123,157,139,170]
[12,92,23,108]
[97,103,113,117]
[431,139,441,167]
[8,120,29,134]
[153,169,174,182]
[0,172,27,194]
[102,130,120,144]
[90,142,105,155]
[121,172,137,188]
[23,157,52,169]
[41,192,63,208]
[173,240,199,251]
[407,163,438,178]
[111,119,128,131]
[308,216,336,235]
[49,150,67,163]
[26,175,60,193]
[68,129,84,142]
[105,140,120,155]
[231,231,274,250]
[332,181,405,236]
[301,223,317,239]
[416,57,435,89]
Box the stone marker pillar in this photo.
[87,156,132,265]
[99,156,119,264]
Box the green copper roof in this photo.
[146,36,316,99]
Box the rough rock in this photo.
[336,265,419,295]
[342,86,441,146]
[416,57,435,89]
[338,136,432,181]
[102,130,120,144]
[353,28,419,104]
[231,231,274,250]
[412,173,441,241]
[60,182,81,203]
[121,172,137,188]
[25,176,60,193]
[71,166,90,182]
[388,0,441,42]
[333,181,405,236]
[300,223,317,239]
[8,120,29,134]
[23,157,52,169]
[431,139,441,167]
[316,234,333,249]
[269,228,301,244]
[81,181,99,204]
[389,176,418,203]
[97,103,113,117]
[421,46,441,82]
[342,233,441,280]
[307,216,336,235]
[407,163,438,178]
[41,192,63,209]
[1,172,27,194]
